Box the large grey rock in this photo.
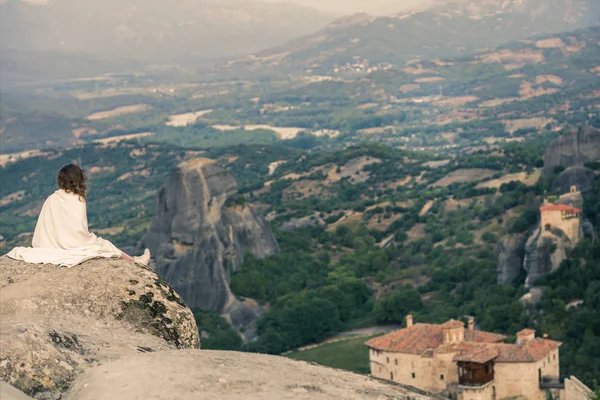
[496,233,528,285]
[523,225,572,286]
[543,126,600,177]
[141,158,279,340]
[551,166,596,194]
[0,257,199,399]
[64,350,440,400]
[0,382,34,400]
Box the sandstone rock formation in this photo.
[523,225,571,286]
[141,158,279,340]
[498,127,599,286]
[0,257,199,399]
[64,350,439,400]
[0,382,34,400]
[551,166,596,194]
[496,232,527,284]
[543,126,600,178]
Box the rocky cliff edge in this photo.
[64,350,440,400]
[0,257,438,400]
[0,257,199,399]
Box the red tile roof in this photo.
[453,344,499,364]
[365,320,561,363]
[540,204,582,213]
[494,338,562,363]
[365,324,444,355]
[365,320,506,355]
[452,338,561,364]
[465,330,507,343]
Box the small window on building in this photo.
[412,373,416,379]
[386,357,389,364]
[440,374,444,380]
[553,354,556,361]
[390,372,394,380]
[545,224,552,231]
[395,359,398,366]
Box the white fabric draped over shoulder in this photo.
[6,189,122,267]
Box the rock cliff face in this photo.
[551,166,596,194]
[543,126,600,178]
[141,158,279,339]
[499,127,599,286]
[496,232,528,284]
[0,257,199,399]
[64,350,440,400]
[523,225,571,286]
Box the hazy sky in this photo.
[260,0,435,15]
[13,0,436,15]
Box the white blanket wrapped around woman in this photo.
[6,189,122,267]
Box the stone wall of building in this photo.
[562,376,592,400]
[371,346,560,399]
[540,210,581,243]
[457,381,495,400]
[493,348,559,400]
[369,349,457,393]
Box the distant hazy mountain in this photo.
[0,0,337,62]
[225,0,599,73]
[259,0,433,16]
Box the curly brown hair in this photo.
[57,164,87,201]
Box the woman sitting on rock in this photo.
[7,164,151,267]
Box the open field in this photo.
[268,160,287,175]
[419,200,434,216]
[213,124,305,139]
[422,160,450,169]
[86,104,151,120]
[502,117,555,134]
[476,169,542,189]
[0,150,53,167]
[93,132,153,145]
[286,335,377,374]
[431,169,497,187]
[166,110,213,127]
[0,191,25,207]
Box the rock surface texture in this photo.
[0,257,199,399]
[499,127,599,286]
[0,381,34,400]
[523,225,571,286]
[64,350,439,400]
[496,232,527,284]
[141,158,279,340]
[543,126,600,178]
[551,166,596,194]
